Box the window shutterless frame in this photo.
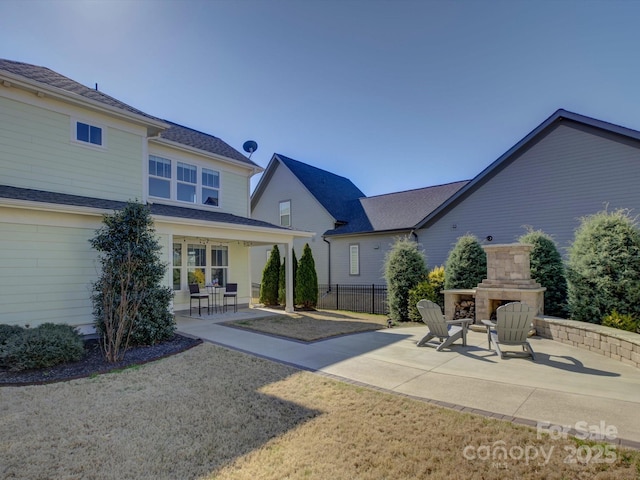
[71,118,106,149]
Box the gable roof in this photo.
[252,153,372,233]
[0,59,256,167]
[359,181,469,232]
[414,108,640,230]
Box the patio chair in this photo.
[482,302,536,360]
[416,299,471,350]
[189,284,209,316]
[223,283,238,313]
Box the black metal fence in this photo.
[252,283,389,315]
[318,284,388,315]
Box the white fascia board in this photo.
[0,71,168,134]
[151,137,264,175]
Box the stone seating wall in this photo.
[534,316,640,369]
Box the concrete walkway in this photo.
[176,308,640,448]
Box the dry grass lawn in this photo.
[1,343,638,480]
[225,310,392,341]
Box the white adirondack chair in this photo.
[482,302,536,360]
[416,299,471,351]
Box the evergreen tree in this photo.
[444,234,486,290]
[384,237,427,322]
[259,245,281,306]
[296,244,318,309]
[90,202,174,360]
[278,258,286,305]
[567,209,640,323]
[519,228,568,318]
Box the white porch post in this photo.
[285,240,294,313]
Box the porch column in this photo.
[285,240,294,313]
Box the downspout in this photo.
[323,236,331,291]
[411,229,418,243]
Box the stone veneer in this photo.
[534,316,640,369]
[474,243,546,322]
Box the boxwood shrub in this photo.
[0,323,85,371]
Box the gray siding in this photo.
[250,162,333,284]
[420,123,640,266]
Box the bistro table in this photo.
[206,283,222,314]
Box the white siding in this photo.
[251,162,331,284]
[0,94,145,201]
[420,123,640,266]
[0,208,102,330]
[148,143,250,217]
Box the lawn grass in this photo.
[224,310,392,341]
[1,342,638,479]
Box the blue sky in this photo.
[1,0,639,196]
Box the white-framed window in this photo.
[72,119,105,147]
[148,155,222,207]
[172,243,182,290]
[149,155,171,199]
[187,243,206,285]
[210,245,228,286]
[349,244,360,276]
[177,162,197,203]
[280,200,291,227]
[202,168,220,206]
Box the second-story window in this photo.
[202,168,220,206]
[73,120,104,147]
[149,156,171,198]
[177,162,197,203]
[280,200,291,227]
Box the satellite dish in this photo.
[243,140,258,158]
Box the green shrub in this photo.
[0,323,85,371]
[444,234,486,290]
[260,245,281,306]
[602,310,640,333]
[0,324,24,344]
[278,258,286,305]
[567,209,640,323]
[90,201,175,356]
[296,244,318,309]
[519,228,568,318]
[408,266,445,322]
[384,237,427,322]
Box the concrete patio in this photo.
[176,307,640,448]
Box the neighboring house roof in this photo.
[252,153,372,234]
[0,185,288,230]
[0,59,256,168]
[359,181,470,232]
[414,108,640,230]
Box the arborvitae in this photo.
[296,244,318,309]
[384,237,428,322]
[519,228,568,318]
[444,234,486,290]
[567,209,640,323]
[260,245,281,306]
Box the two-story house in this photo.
[0,59,311,332]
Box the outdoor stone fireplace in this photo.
[443,243,545,323]
[474,243,545,322]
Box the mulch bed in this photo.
[0,334,202,387]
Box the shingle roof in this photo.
[0,59,255,166]
[414,108,640,230]
[159,121,258,167]
[0,185,287,230]
[359,181,470,232]
[0,59,161,122]
[273,154,373,234]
